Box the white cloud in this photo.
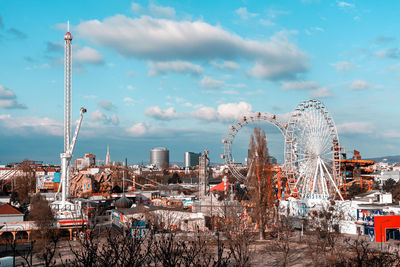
[90,110,119,125]
[148,61,203,76]
[90,110,108,122]
[109,114,119,125]
[337,1,354,8]
[74,46,104,64]
[259,19,275,27]
[211,60,240,71]
[191,107,217,121]
[381,130,400,139]
[247,32,308,80]
[372,35,396,44]
[349,80,373,90]
[309,87,332,98]
[375,48,400,59]
[123,97,136,106]
[200,76,225,89]
[281,81,319,91]
[236,7,258,20]
[131,2,145,14]
[280,81,332,98]
[305,27,325,35]
[145,106,179,120]
[217,102,253,122]
[126,122,152,137]
[131,2,175,18]
[337,122,374,134]
[0,100,27,109]
[149,4,175,18]
[76,16,307,80]
[0,85,26,109]
[0,114,62,136]
[191,101,253,122]
[333,61,355,73]
[0,85,16,99]
[97,100,115,110]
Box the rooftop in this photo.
[0,204,22,215]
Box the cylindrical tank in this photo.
[184,152,200,168]
[150,147,169,169]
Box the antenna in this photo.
[67,20,70,32]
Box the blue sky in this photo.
[0,0,399,165]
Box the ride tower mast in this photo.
[58,22,86,205]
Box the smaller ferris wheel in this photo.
[221,112,287,182]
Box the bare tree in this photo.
[247,127,275,240]
[269,207,294,267]
[97,226,152,267]
[11,160,36,211]
[62,226,100,267]
[28,195,59,267]
[334,237,400,266]
[29,195,54,229]
[216,201,252,267]
[305,200,344,265]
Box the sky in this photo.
[0,0,400,165]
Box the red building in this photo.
[374,215,400,242]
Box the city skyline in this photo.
[1,0,400,164]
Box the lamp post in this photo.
[380,219,390,250]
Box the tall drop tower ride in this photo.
[57,22,86,206]
[64,23,72,157]
[63,23,72,202]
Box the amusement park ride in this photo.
[339,149,375,198]
[221,99,374,201]
[50,22,87,225]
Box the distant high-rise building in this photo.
[105,144,111,166]
[75,153,96,170]
[198,150,210,200]
[184,152,201,167]
[150,147,169,169]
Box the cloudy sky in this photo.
[0,0,399,165]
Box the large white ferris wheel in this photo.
[221,99,344,200]
[285,99,343,200]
